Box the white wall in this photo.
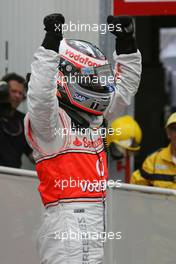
[1,169,176,264]
[105,185,176,264]
[0,0,100,77]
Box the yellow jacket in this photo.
[131,144,176,189]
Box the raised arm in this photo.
[27,14,65,142]
[105,16,142,121]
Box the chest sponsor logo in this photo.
[73,137,82,146]
[80,180,106,192]
[73,136,103,148]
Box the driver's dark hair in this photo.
[1,72,25,85]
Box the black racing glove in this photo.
[107,15,137,55]
[42,13,65,52]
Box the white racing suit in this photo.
[25,46,141,264]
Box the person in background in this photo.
[107,115,142,182]
[0,73,33,168]
[131,112,176,188]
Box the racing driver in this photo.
[25,13,142,264]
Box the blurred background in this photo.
[0,0,176,172]
[1,1,176,264]
[1,0,176,171]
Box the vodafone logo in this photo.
[65,49,101,67]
